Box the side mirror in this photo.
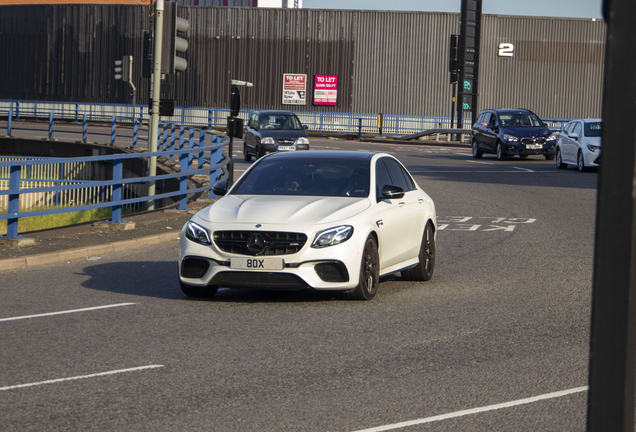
[379,185,404,202]
[303,125,308,130]
[569,132,579,140]
[212,181,229,197]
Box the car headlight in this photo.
[295,137,309,145]
[261,137,275,144]
[587,144,601,152]
[185,221,212,246]
[504,134,519,142]
[311,225,354,248]
[546,133,558,141]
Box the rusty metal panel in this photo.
[478,14,606,119]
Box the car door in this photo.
[374,157,424,270]
[483,112,499,153]
[560,122,576,163]
[473,112,490,150]
[244,114,259,154]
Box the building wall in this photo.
[0,5,605,119]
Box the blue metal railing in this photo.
[0,125,229,240]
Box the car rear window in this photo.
[584,122,602,137]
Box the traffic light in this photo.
[161,2,189,74]
[114,60,123,80]
[114,57,131,82]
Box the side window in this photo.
[383,158,411,192]
[250,114,258,128]
[375,159,393,198]
[564,122,576,135]
[489,113,498,127]
[573,122,582,138]
[480,112,491,126]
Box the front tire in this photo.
[496,142,507,161]
[472,140,483,159]
[343,235,379,300]
[577,151,587,172]
[180,280,219,298]
[243,144,252,162]
[556,148,567,169]
[402,222,435,281]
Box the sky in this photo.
[303,0,604,19]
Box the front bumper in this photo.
[178,224,365,291]
[504,142,556,156]
[261,143,310,155]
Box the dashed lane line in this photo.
[0,303,136,323]
[0,365,164,392]
[351,386,588,432]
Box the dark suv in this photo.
[243,110,310,161]
[471,109,557,160]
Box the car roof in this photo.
[486,108,536,115]
[255,110,298,116]
[262,150,378,163]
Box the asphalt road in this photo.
[0,139,596,431]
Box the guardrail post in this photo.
[5,165,21,239]
[179,125,185,163]
[48,113,54,140]
[358,118,362,141]
[15,101,20,120]
[199,131,205,166]
[111,116,116,145]
[75,103,79,123]
[179,151,188,210]
[188,128,195,169]
[162,122,168,151]
[133,118,139,148]
[82,114,88,143]
[208,110,213,129]
[7,107,13,136]
[111,159,122,223]
[170,123,176,161]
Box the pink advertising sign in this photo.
[314,75,338,106]
[282,74,307,105]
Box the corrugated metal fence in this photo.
[0,5,605,119]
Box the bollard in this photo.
[133,117,139,147]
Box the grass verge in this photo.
[0,207,112,235]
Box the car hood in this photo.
[260,129,308,139]
[197,195,370,225]
[500,126,552,138]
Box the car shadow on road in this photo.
[78,260,344,303]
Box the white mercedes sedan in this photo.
[178,150,436,300]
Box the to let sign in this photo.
[283,74,306,105]
[314,75,338,106]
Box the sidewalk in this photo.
[0,201,212,271]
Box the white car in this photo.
[178,150,437,300]
[555,119,602,171]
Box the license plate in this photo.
[278,145,296,151]
[230,257,284,270]
[526,144,542,150]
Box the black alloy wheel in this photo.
[402,222,435,282]
[556,148,567,169]
[343,235,380,300]
[243,144,252,162]
[496,142,507,161]
[577,151,587,172]
[472,140,483,159]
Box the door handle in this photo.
[399,202,405,207]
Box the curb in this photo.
[0,232,180,271]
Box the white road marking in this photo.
[410,170,554,173]
[466,160,494,165]
[351,386,589,432]
[0,303,136,323]
[513,166,536,172]
[0,365,164,392]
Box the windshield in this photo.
[584,122,602,137]
[233,158,370,197]
[258,114,303,131]
[499,113,544,128]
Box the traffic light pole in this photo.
[147,0,164,211]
